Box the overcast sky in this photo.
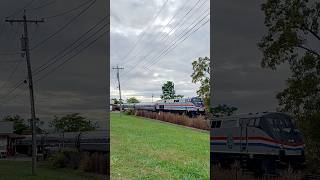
[0,0,107,129]
[212,0,292,113]
[110,0,210,102]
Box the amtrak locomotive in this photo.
[122,97,205,117]
[210,112,305,174]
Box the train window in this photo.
[211,121,222,128]
[174,100,179,102]
[222,120,236,128]
[249,118,255,126]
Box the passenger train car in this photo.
[16,130,109,157]
[122,97,205,117]
[210,112,305,174]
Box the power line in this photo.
[30,0,96,51]
[146,17,209,71]
[0,60,22,91]
[42,0,94,19]
[121,13,209,85]
[142,9,210,69]
[120,0,207,75]
[26,0,56,11]
[33,22,108,76]
[34,28,107,83]
[32,15,108,75]
[121,2,209,81]
[121,0,193,68]
[117,0,169,65]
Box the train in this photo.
[122,97,206,117]
[16,130,109,157]
[210,112,305,175]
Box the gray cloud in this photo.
[212,0,292,113]
[0,0,107,129]
[111,0,210,102]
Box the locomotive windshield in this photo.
[191,97,204,107]
[262,113,303,144]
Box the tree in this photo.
[191,57,210,109]
[3,115,28,135]
[126,97,140,103]
[160,81,183,99]
[259,0,320,159]
[50,113,95,133]
[50,113,95,148]
[211,104,238,117]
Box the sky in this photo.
[0,0,107,130]
[110,0,210,103]
[212,0,292,113]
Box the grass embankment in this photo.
[110,112,210,180]
[0,160,104,180]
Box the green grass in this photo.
[0,161,105,180]
[110,113,209,180]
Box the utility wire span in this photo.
[35,28,107,83]
[142,10,210,69]
[33,15,108,74]
[121,0,193,68]
[145,18,209,71]
[0,60,22,91]
[117,0,169,65]
[33,22,108,76]
[30,0,96,51]
[26,0,56,11]
[42,0,94,19]
[0,16,107,106]
[121,13,209,85]
[122,0,208,75]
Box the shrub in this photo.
[134,110,210,131]
[48,150,80,169]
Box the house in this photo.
[0,121,24,158]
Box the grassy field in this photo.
[0,160,105,180]
[110,112,210,180]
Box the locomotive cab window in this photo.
[211,120,222,128]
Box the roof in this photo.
[212,112,290,121]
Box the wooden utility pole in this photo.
[112,65,124,115]
[5,10,44,175]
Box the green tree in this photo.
[50,113,95,133]
[50,113,95,148]
[191,57,210,109]
[126,97,140,103]
[259,0,320,160]
[3,115,28,135]
[211,104,238,117]
[160,81,183,99]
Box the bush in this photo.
[134,110,210,131]
[48,150,80,169]
[124,109,135,115]
[48,150,108,174]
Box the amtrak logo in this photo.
[227,135,233,149]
